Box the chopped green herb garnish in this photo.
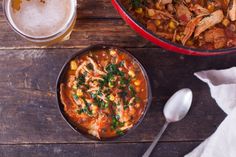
[78,97,93,116]
[73,94,79,100]
[118,61,125,67]
[123,105,129,110]
[106,64,119,74]
[90,93,97,99]
[115,114,120,120]
[129,85,136,97]
[120,76,130,85]
[116,130,124,135]
[100,101,109,109]
[119,91,127,98]
[97,90,102,96]
[85,84,90,89]
[111,115,124,130]
[86,63,94,70]
[77,74,85,86]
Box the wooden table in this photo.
[0,0,234,156]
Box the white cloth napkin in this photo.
[185,67,236,157]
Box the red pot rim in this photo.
[111,0,236,56]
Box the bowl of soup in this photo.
[56,45,152,140]
[112,0,236,56]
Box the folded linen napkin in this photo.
[185,67,236,157]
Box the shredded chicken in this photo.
[229,0,236,21]
[194,10,224,37]
[87,87,100,92]
[156,32,173,39]
[120,124,133,131]
[227,38,236,46]
[87,57,106,75]
[204,28,227,49]
[97,94,108,103]
[128,97,136,106]
[190,4,210,15]
[148,9,179,24]
[159,0,172,5]
[176,4,192,25]
[88,119,101,139]
[75,61,87,77]
[67,75,75,88]
[147,20,157,32]
[91,76,103,81]
[181,15,204,45]
[83,66,92,74]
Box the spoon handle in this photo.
[142,121,169,157]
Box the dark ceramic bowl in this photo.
[111,0,236,56]
[56,45,152,140]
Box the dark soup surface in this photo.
[121,0,236,50]
[60,48,149,139]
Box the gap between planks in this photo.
[0,140,203,146]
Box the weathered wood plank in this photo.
[77,0,119,18]
[0,48,231,144]
[0,142,199,157]
[0,19,151,49]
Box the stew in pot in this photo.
[121,0,236,50]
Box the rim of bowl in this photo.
[112,0,236,55]
[56,44,153,141]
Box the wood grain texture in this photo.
[0,142,199,157]
[0,19,151,49]
[0,48,231,144]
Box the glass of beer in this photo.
[3,0,77,45]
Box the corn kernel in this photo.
[222,18,230,27]
[109,94,115,101]
[108,81,114,88]
[176,35,181,41]
[129,107,136,115]
[136,87,140,92]
[154,19,161,26]
[91,105,98,114]
[135,8,143,14]
[70,60,78,70]
[76,89,83,97]
[93,81,98,86]
[186,40,193,46]
[168,20,176,30]
[109,49,116,56]
[72,84,77,90]
[134,80,141,86]
[135,103,140,108]
[128,70,135,78]
[155,2,163,10]
[207,4,215,12]
[148,9,155,17]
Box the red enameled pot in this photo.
[111,0,236,56]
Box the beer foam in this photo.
[9,0,75,38]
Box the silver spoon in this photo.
[142,88,193,157]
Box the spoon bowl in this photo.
[164,88,193,123]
